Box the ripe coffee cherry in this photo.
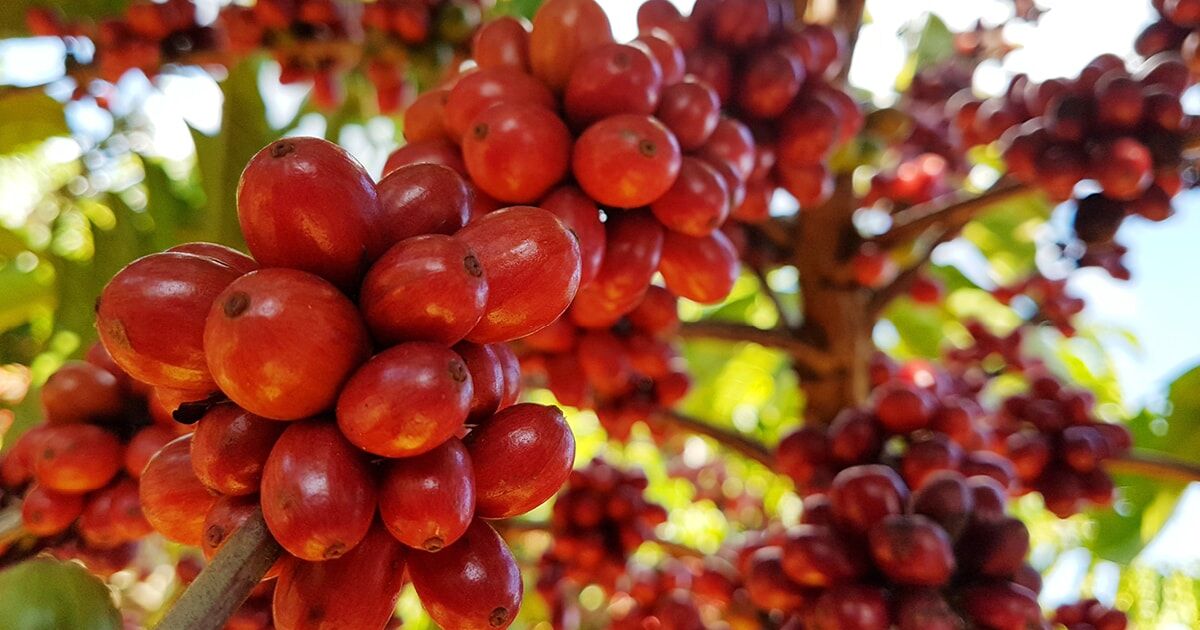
[274,522,408,630]
[236,137,380,290]
[778,162,833,208]
[261,420,376,561]
[455,342,520,423]
[873,382,935,433]
[651,157,730,237]
[361,235,488,346]
[1073,193,1126,244]
[868,514,956,586]
[140,435,218,546]
[204,269,371,421]
[473,16,532,71]
[467,403,575,518]
[745,548,809,612]
[443,68,556,142]
[190,403,286,496]
[34,424,122,492]
[895,589,964,630]
[97,251,240,390]
[167,242,259,275]
[739,48,804,119]
[540,185,605,285]
[911,471,974,539]
[1091,138,1153,201]
[686,47,734,103]
[827,409,882,464]
[337,343,473,458]
[655,80,721,151]
[829,465,908,535]
[959,516,1031,577]
[809,584,891,630]
[960,581,1041,630]
[374,163,471,251]
[384,138,467,177]
[80,478,152,547]
[901,434,964,489]
[776,427,832,489]
[529,0,613,91]
[570,213,664,328]
[21,484,84,536]
[635,30,686,85]
[572,114,682,208]
[778,98,839,167]
[463,102,572,203]
[40,361,124,425]
[408,520,523,630]
[577,330,634,396]
[658,229,739,304]
[379,438,476,551]
[404,89,451,142]
[457,206,582,343]
[201,496,273,566]
[698,117,757,182]
[628,285,680,337]
[780,525,868,587]
[565,43,663,125]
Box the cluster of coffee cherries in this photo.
[1054,598,1129,630]
[537,459,668,594]
[95,135,582,630]
[740,465,1045,630]
[1138,0,1200,63]
[992,273,1087,336]
[950,52,1191,276]
[864,153,952,210]
[607,562,706,630]
[0,343,186,573]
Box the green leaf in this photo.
[0,558,122,630]
[0,259,55,335]
[1088,473,1183,564]
[894,14,955,92]
[189,57,277,249]
[0,92,67,155]
[1136,365,1200,461]
[0,0,129,36]
[491,0,542,19]
[962,191,1051,284]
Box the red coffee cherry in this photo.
[408,519,523,630]
[467,403,575,518]
[572,114,682,209]
[379,437,476,551]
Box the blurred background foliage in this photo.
[0,0,1198,627]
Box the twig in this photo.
[835,0,867,78]
[750,263,794,331]
[870,179,1032,248]
[866,227,952,318]
[156,508,281,630]
[679,321,840,376]
[1104,451,1200,485]
[653,410,774,469]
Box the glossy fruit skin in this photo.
[374,163,471,251]
[79,478,152,548]
[274,521,408,630]
[960,581,1041,630]
[404,89,451,142]
[529,0,613,91]
[467,403,575,518]
[202,495,265,561]
[658,229,739,304]
[443,68,557,141]
[34,425,122,493]
[379,438,476,551]
[651,156,730,237]
[204,269,371,421]
[572,114,682,208]
[809,584,892,630]
[494,343,522,409]
[140,435,218,546]
[190,403,286,496]
[745,548,808,612]
[462,102,572,203]
[168,242,260,275]
[455,342,510,423]
[408,519,522,630]
[457,206,582,343]
[383,138,467,177]
[236,137,381,290]
[473,16,531,71]
[261,420,377,561]
[540,185,605,286]
[636,30,685,84]
[569,213,664,328]
[911,470,974,539]
[360,235,488,346]
[97,252,241,391]
[829,465,909,535]
[739,48,804,119]
[868,514,956,586]
[655,80,721,151]
[565,43,663,125]
[2,426,51,488]
[780,525,868,587]
[699,117,757,181]
[21,484,84,536]
[337,343,473,458]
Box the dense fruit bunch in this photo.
[741,465,1044,630]
[1054,598,1129,630]
[637,0,863,213]
[95,135,581,630]
[0,343,186,572]
[608,563,706,630]
[991,274,1087,336]
[1139,0,1200,61]
[538,459,668,591]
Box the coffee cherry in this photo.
[455,342,515,424]
[97,251,241,390]
[635,30,685,85]
[408,519,523,630]
[261,420,376,561]
[379,437,475,552]
[780,524,868,587]
[337,343,473,458]
[201,495,273,568]
[960,581,1041,630]
[274,522,408,630]
[829,465,908,535]
[404,89,452,143]
[528,0,613,91]
[204,268,371,421]
[374,163,471,250]
[565,43,663,125]
[827,409,883,465]
[910,471,974,539]
[34,424,122,493]
[873,381,935,433]
[40,361,125,426]
[463,102,571,205]
[650,156,730,237]
[572,114,682,208]
[895,589,964,630]
[384,138,468,176]
[80,478,151,547]
[473,16,531,71]
[361,235,488,345]
[21,484,84,536]
[1091,137,1153,201]
[190,403,286,496]
[808,584,891,630]
[685,47,734,102]
[540,185,605,285]
[569,213,664,328]
[655,80,721,150]
[658,229,739,304]
[778,98,839,167]
[959,516,1031,578]
[140,435,218,546]
[467,403,575,518]
[776,427,832,490]
[443,67,556,142]
[745,547,808,612]
[236,137,380,290]
[167,242,259,275]
[457,206,582,343]
[868,514,956,586]
[739,48,804,119]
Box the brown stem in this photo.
[870,180,1032,248]
[155,509,281,630]
[653,410,774,468]
[1104,451,1200,484]
[678,321,839,376]
[835,0,867,78]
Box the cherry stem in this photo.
[156,508,281,630]
[1104,450,1200,484]
[870,179,1033,248]
[678,321,840,377]
[653,410,774,469]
